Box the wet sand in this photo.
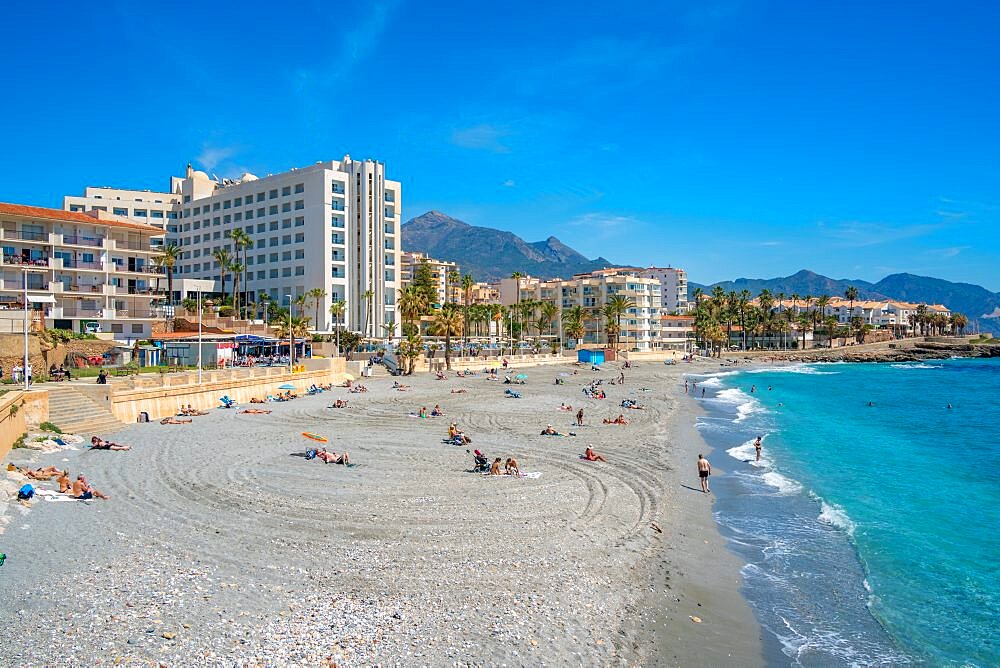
[0,360,761,665]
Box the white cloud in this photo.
[816,220,942,247]
[450,124,512,153]
[196,145,236,171]
[502,179,516,188]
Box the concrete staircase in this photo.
[42,384,125,436]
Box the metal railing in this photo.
[62,235,104,247]
[4,230,48,242]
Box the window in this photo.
[257,270,265,280]
[151,210,163,219]
[113,207,128,216]
[294,200,304,210]
[69,204,85,212]
[282,235,291,245]
[134,209,148,217]
[257,254,265,263]
[234,212,242,222]
[295,216,304,227]
[223,215,231,224]
[131,324,144,334]
[294,233,304,243]
[193,206,201,215]
[294,266,304,276]
[213,202,220,211]
[244,225,253,233]
[213,217,220,225]
[245,209,254,219]
[223,200,231,209]
[213,231,221,240]
[257,192,265,202]
[294,183,304,194]
[281,202,291,213]
[269,237,279,247]
[269,221,278,231]
[282,251,292,261]
[269,189,278,199]
[193,221,201,229]
[281,186,291,196]
[234,197,242,206]
[270,253,279,262]
[193,234,201,243]
[282,267,292,277]
[168,212,178,219]
[270,269,279,278]
[256,224,266,233]
[282,218,292,229]
[257,208,265,218]
[183,195,191,203]
[269,205,278,215]
[255,239,265,248]
[294,249,304,259]
[111,324,124,333]
[246,256,253,265]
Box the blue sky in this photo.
[3,1,999,290]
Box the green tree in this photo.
[329,299,346,353]
[361,289,375,338]
[461,273,474,351]
[606,294,637,349]
[308,287,327,330]
[845,286,859,325]
[154,244,182,306]
[212,248,233,304]
[412,260,438,305]
[431,306,464,370]
[398,285,429,336]
[950,312,969,336]
[231,229,253,315]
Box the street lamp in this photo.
[22,267,49,391]
[197,287,203,385]
[284,294,293,375]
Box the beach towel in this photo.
[34,489,74,502]
[482,472,542,479]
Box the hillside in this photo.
[401,211,617,281]
[694,270,1000,334]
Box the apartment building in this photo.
[64,187,180,248]
[661,314,695,351]
[399,251,460,305]
[65,157,402,336]
[637,266,689,313]
[0,202,165,340]
[501,269,663,351]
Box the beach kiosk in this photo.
[577,349,605,365]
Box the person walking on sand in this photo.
[697,454,712,493]
[754,436,762,462]
[576,408,585,426]
[685,380,689,394]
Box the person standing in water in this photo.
[754,436,762,462]
[697,454,712,493]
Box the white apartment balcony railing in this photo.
[60,234,105,248]
[3,230,49,242]
[2,254,50,267]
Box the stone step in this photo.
[41,385,124,436]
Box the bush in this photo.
[12,432,27,449]
[218,306,235,317]
[181,298,198,313]
[39,421,63,434]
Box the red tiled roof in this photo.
[0,202,164,234]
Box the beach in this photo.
[0,360,761,665]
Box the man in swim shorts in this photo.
[697,454,712,493]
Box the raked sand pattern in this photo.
[0,360,760,666]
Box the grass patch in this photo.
[12,432,28,449]
[39,421,63,434]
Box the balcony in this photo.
[112,239,154,252]
[2,254,50,267]
[4,230,49,242]
[58,306,104,318]
[61,234,105,248]
[64,260,104,271]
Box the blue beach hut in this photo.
[577,349,605,365]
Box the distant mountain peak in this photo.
[401,210,619,282]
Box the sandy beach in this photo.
[0,359,761,665]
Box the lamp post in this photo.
[284,294,293,375]
[197,288,203,385]
[21,267,49,391]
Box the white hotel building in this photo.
[64,157,402,336]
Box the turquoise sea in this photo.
[691,358,1000,666]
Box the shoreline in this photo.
[718,339,999,364]
[633,389,764,666]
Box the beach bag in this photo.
[17,484,34,500]
[305,449,318,460]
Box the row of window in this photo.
[189,265,307,279]
[183,186,305,215]
[69,204,176,220]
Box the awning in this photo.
[27,294,56,304]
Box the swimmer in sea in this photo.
[754,435,762,462]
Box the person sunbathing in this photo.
[417,406,428,418]
[602,414,629,425]
[160,416,192,424]
[316,447,350,465]
[90,436,131,451]
[431,404,444,416]
[435,371,446,380]
[18,465,61,480]
[505,457,520,476]
[71,474,109,500]
[448,424,471,445]
[450,389,467,394]
[250,397,266,403]
[239,408,272,414]
[180,404,208,416]
[583,446,607,462]
[392,381,409,391]
[559,403,573,411]
[330,399,349,408]
[57,470,72,493]
[490,457,503,475]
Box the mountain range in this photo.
[693,270,1000,333]
[401,211,1000,333]
[401,211,617,281]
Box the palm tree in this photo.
[446,269,460,305]
[212,248,233,304]
[273,311,311,364]
[361,289,375,338]
[329,300,346,353]
[950,312,969,336]
[510,272,524,337]
[230,262,245,315]
[845,286,859,326]
[307,287,327,330]
[758,289,775,347]
[397,333,423,375]
[796,312,813,349]
[155,244,182,306]
[606,294,637,349]
[231,229,252,315]
[431,306,464,370]
[815,295,832,346]
[398,284,429,336]
[914,304,930,336]
[563,305,587,345]
[540,301,559,341]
